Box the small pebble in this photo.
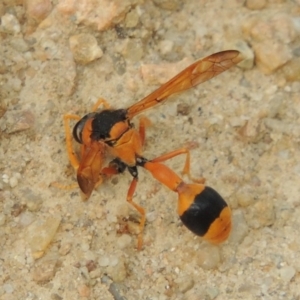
[77,284,91,297]
[253,41,292,74]
[40,39,59,58]
[125,9,139,28]
[69,33,103,65]
[264,85,278,95]
[158,40,174,56]
[282,57,300,81]
[244,199,275,229]
[0,13,20,34]
[2,174,9,184]
[98,256,110,267]
[228,210,249,244]
[25,195,42,212]
[177,103,191,116]
[106,258,127,282]
[146,211,157,223]
[79,266,90,280]
[291,82,300,93]
[8,77,22,92]
[86,260,97,272]
[279,266,296,282]
[9,176,19,188]
[266,94,283,118]
[116,234,132,249]
[235,186,256,207]
[176,277,194,293]
[205,287,219,300]
[242,18,273,42]
[0,213,6,226]
[58,242,72,256]
[11,203,26,217]
[25,0,52,23]
[122,38,144,62]
[264,118,300,137]
[26,216,61,259]
[8,110,35,134]
[9,37,30,52]
[18,211,35,227]
[153,0,182,11]
[81,242,90,252]
[245,0,267,10]
[58,0,133,31]
[89,268,101,279]
[271,14,297,44]
[196,245,220,270]
[237,117,261,140]
[3,283,14,294]
[32,259,58,282]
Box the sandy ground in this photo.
[1,0,300,299]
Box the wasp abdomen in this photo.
[179,186,231,244]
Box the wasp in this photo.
[63,50,243,249]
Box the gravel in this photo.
[1,1,300,299]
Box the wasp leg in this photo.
[50,181,78,190]
[138,116,152,147]
[100,166,121,176]
[150,148,205,184]
[51,114,81,191]
[52,115,84,192]
[102,160,146,250]
[100,158,127,178]
[92,98,110,112]
[63,114,81,170]
[126,177,146,251]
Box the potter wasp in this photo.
[62,50,243,249]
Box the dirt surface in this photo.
[1,0,300,299]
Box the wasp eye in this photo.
[73,119,85,143]
[72,113,95,144]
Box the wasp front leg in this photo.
[50,114,82,191]
[63,98,109,169]
[63,114,82,170]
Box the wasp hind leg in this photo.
[150,148,205,184]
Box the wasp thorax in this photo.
[91,109,128,141]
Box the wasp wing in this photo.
[77,141,105,200]
[126,50,243,119]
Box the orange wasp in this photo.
[63,50,243,249]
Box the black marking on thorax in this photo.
[91,109,129,141]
